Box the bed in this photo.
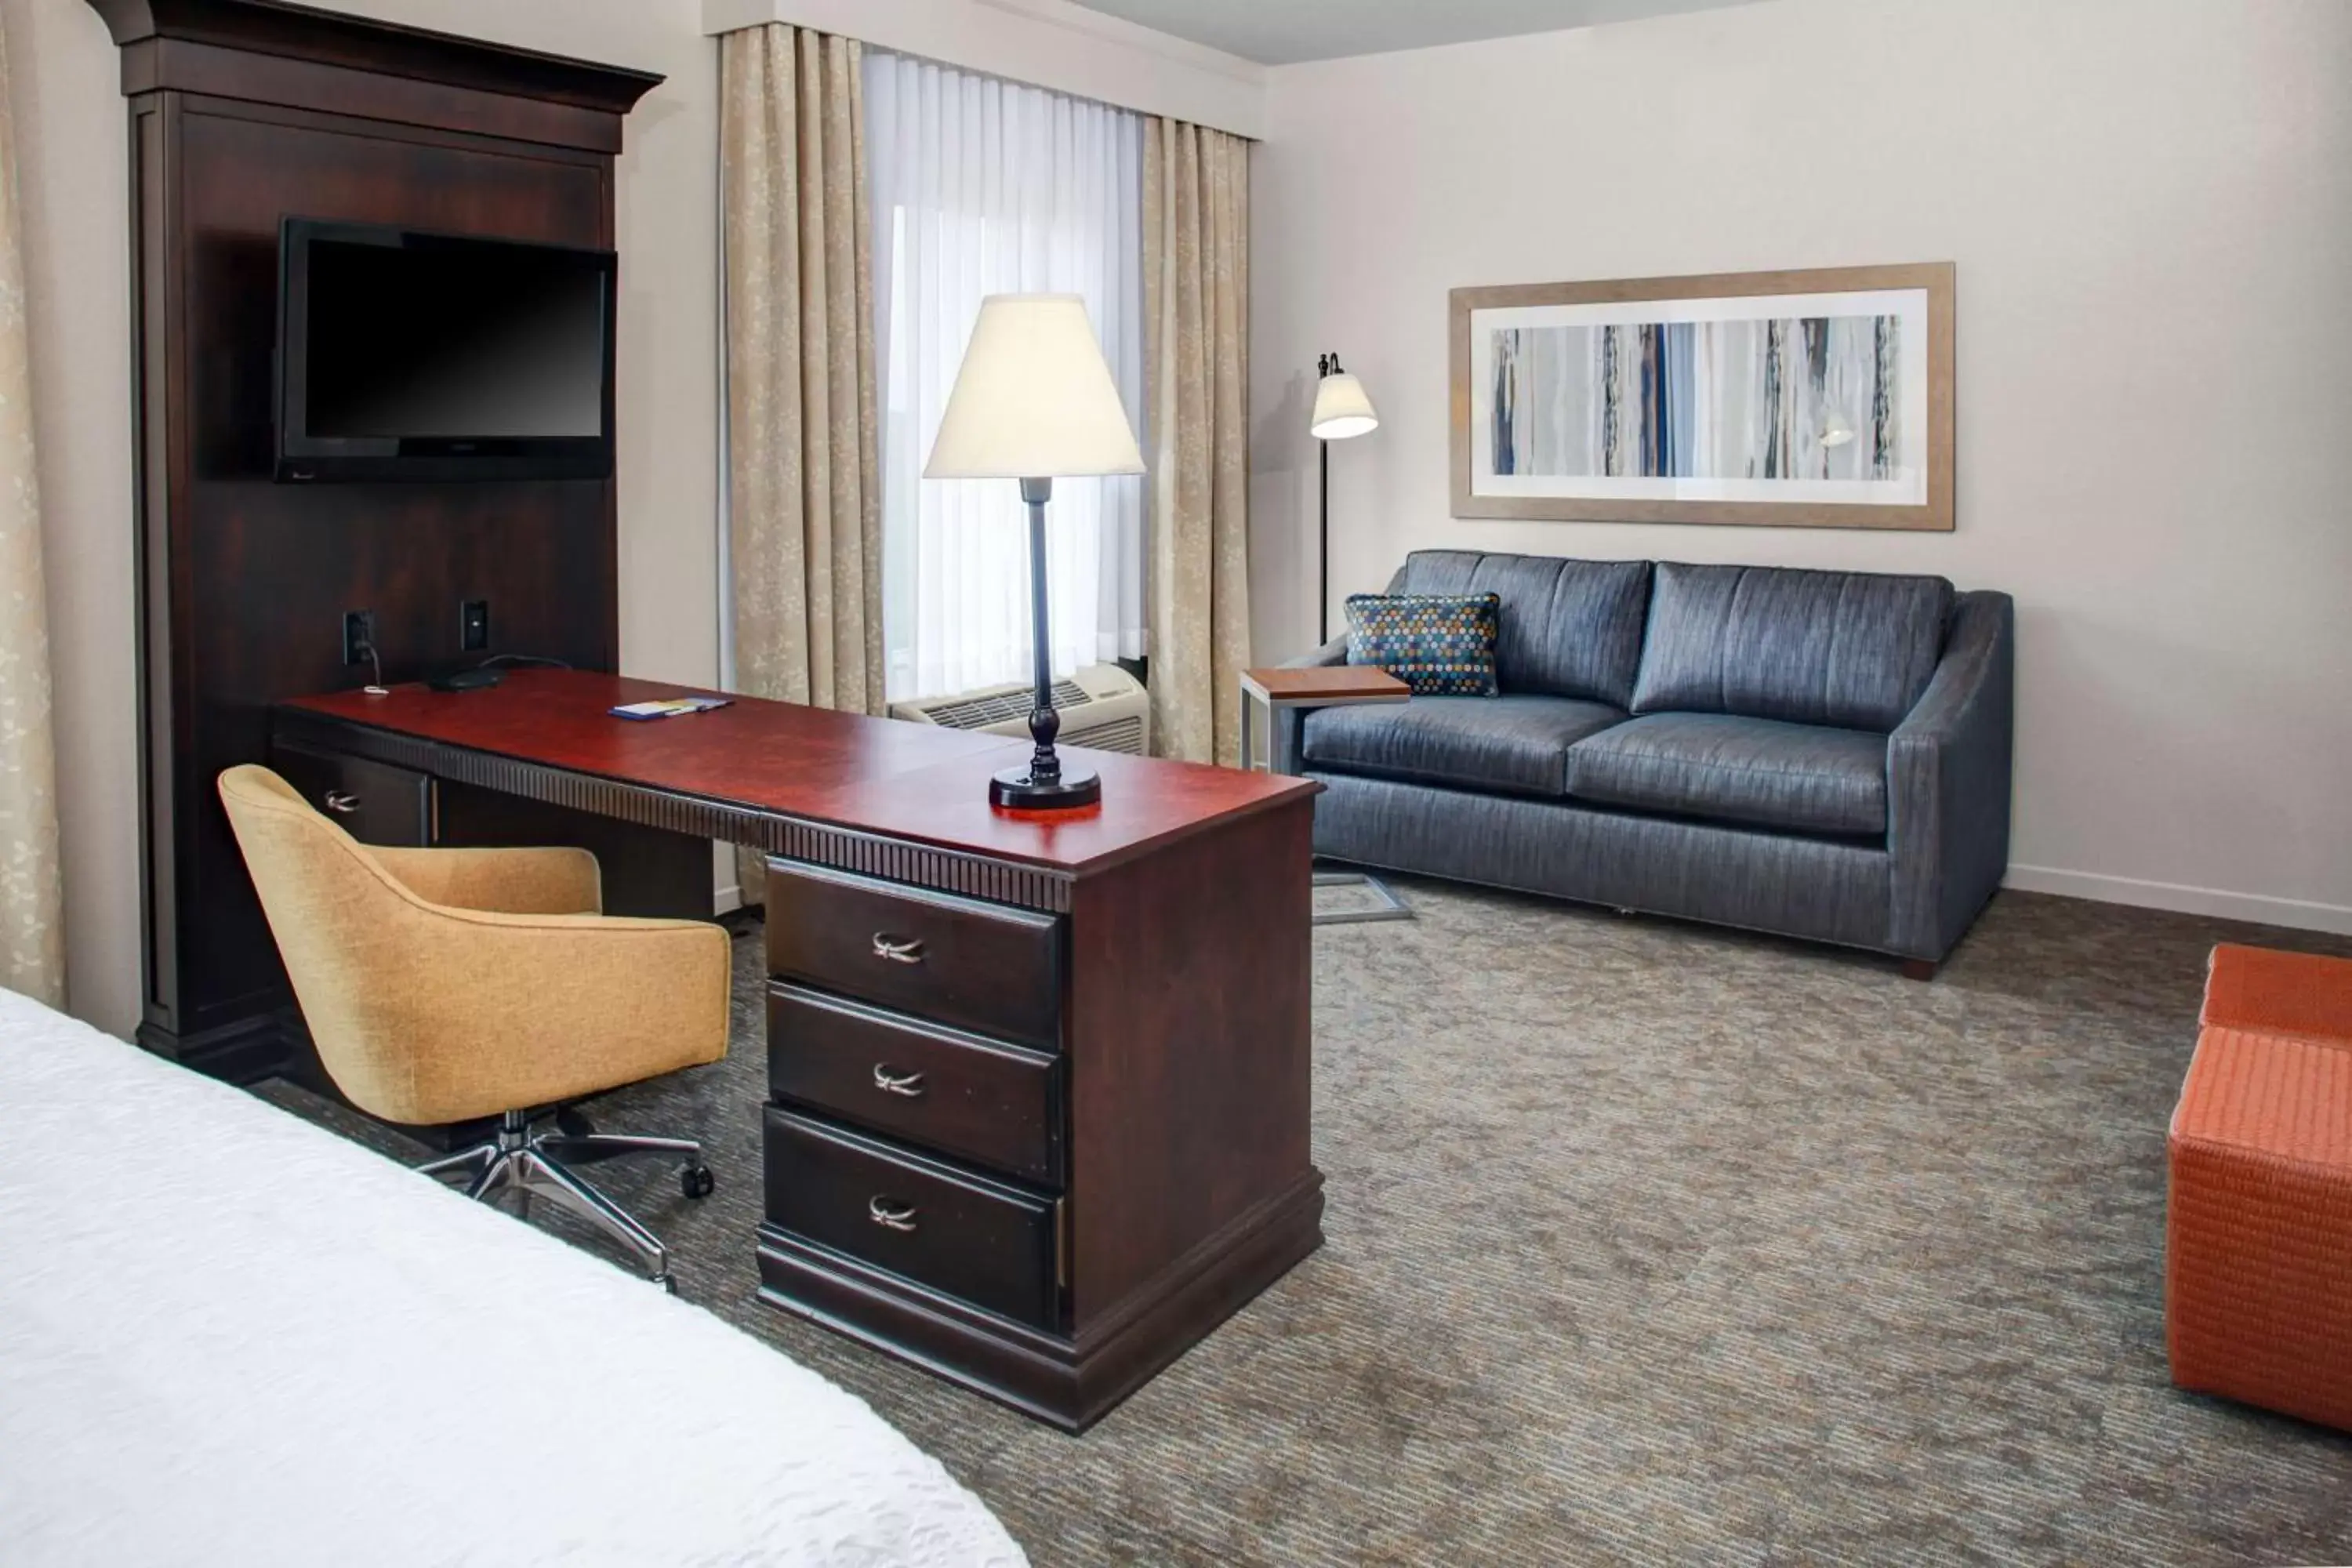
[0,989,1026,1567]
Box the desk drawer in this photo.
[768,983,1062,1186]
[270,743,430,848]
[764,861,1062,1051]
[764,1108,1059,1329]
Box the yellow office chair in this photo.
[219,764,731,1288]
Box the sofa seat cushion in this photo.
[1303,695,1626,799]
[1564,712,1889,837]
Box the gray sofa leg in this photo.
[1899,958,1938,982]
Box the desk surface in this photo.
[285,669,1316,878]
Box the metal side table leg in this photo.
[1239,666,1419,928]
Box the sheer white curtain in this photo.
[865,52,1145,703]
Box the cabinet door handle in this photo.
[322,790,361,815]
[868,1196,920,1232]
[872,1064,927,1098]
[870,933,925,964]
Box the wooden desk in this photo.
[275,670,1325,1430]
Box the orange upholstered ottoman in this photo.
[2166,943,2352,1431]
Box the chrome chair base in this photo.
[419,1109,713,1290]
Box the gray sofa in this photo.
[1281,550,2013,972]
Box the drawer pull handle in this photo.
[872,1064,927,1098]
[871,933,926,965]
[868,1196,920,1232]
[322,790,361,815]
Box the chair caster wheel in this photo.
[556,1106,597,1139]
[680,1163,715,1200]
[655,1272,677,1295]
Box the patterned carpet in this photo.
[263,884,2352,1565]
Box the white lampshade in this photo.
[1310,371,1379,441]
[924,295,1145,480]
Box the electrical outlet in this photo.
[342,609,376,666]
[459,598,490,652]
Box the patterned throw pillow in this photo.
[1344,593,1501,696]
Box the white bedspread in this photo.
[0,989,1026,1568]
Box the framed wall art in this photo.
[1450,263,1954,530]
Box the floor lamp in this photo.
[925,294,1145,811]
[1305,354,1410,926]
[1310,354,1380,644]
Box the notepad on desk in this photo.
[609,696,734,721]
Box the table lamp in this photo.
[1310,353,1379,644]
[925,294,1145,811]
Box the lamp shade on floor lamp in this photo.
[1311,370,1379,441]
[926,295,1145,810]
[1311,354,1380,644]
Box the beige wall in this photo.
[1250,0,2352,932]
[1,0,720,1036]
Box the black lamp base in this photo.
[990,763,1102,811]
[990,476,1103,815]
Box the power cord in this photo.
[350,646,568,699]
[356,636,389,697]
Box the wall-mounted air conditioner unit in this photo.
[889,664,1150,756]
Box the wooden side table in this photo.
[1240,667,1415,926]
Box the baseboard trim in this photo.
[2005,865,2352,937]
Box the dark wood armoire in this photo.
[82,0,685,1080]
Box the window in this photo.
[866,52,1145,702]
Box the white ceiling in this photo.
[1063,0,1774,65]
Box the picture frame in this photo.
[1449,263,1955,530]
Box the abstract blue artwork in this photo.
[1451,266,1954,530]
[1487,315,1901,483]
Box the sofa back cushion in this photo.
[1393,550,1652,707]
[1629,563,1954,732]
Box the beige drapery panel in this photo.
[1142,119,1250,767]
[720,24,880,904]
[0,16,64,1006]
[720,24,881,713]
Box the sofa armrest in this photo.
[1284,561,1406,673]
[1887,591,2015,960]
[1281,635,1351,670]
[1264,637,1352,771]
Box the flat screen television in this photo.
[275,219,617,483]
